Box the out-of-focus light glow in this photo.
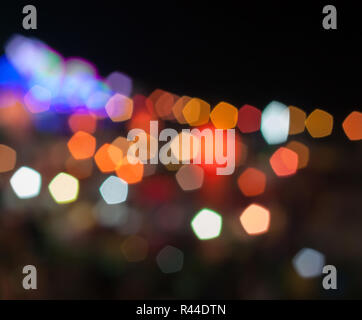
[122,235,148,262]
[68,111,97,134]
[237,104,261,133]
[210,102,238,129]
[286,141,310,169]
[288,106,306,135]
[154,91,177,120]
[105,93,133,122]
[67,131,96,160]
[10,166,42,199]
[115,156,144,184]
[94,143,123,173]
[269,147,299,177]
[191,208,222,240]
[0,144,16,172]
[342,111,362,141]
[182,98,210,126]
[172,96,191,124]
[240,204,270,235]
[24,85,51,113]
[175,164,204,191]
[261,101,290,144]
[305,109,333,138]
[237,167,266,197]
[292,248,325,278]
[105,71,132,97]
[99,175,128,204]
[156,246,184,274]
[48,172,79,204]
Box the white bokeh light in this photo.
[261,101,290,145]
[191,208,222,240]
[10,166,42,199]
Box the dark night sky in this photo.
[0,1,361,120]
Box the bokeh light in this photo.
[286,141,310,169]
[10,166,41,199]
[175,164,204,191]
[182,98,210,126]
[292,248,325,278]
[305,109,333,138]
[261,101,290,144]
[237,168,266,197]
[0,144,16,172]
[24,85,51,113]
[191,208,222,240]
[240,204,270,235]
[48,172,79,204]
[99,175,128,204]
[210,102,238,129]
[94,143,123,173]
[105,93,133,122]
[288,105,306,135]
[342,111,362,141]
[269,147,298,177]
[67,131,96,160]
[237,104,261,133]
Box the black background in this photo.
[1,1,360,122]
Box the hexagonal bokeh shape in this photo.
[156,245,184,274]
[48,172,79,204]
[292,248,325,278]
[176,165,204,191]
[210,102,238,129]
[191,208,222,240]
[240,204,270,235]
[10,166,42,199]
[99,175,128,204]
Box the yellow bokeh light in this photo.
[210,102,238,129]
[48,172,79,204]
[305,109,333,138]
[182,98,210,126]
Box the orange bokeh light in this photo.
[115,156,144,184]
[0,144,16,173]
[68,111,97,134]
[94,143,123,173]
[67,131,96,160]
[240,204,270,235]
[269,147,298,177]
[210,102,238,129]
[342,111,362,141]
[237,167,266,197]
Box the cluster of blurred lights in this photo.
[0,34,360,276]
